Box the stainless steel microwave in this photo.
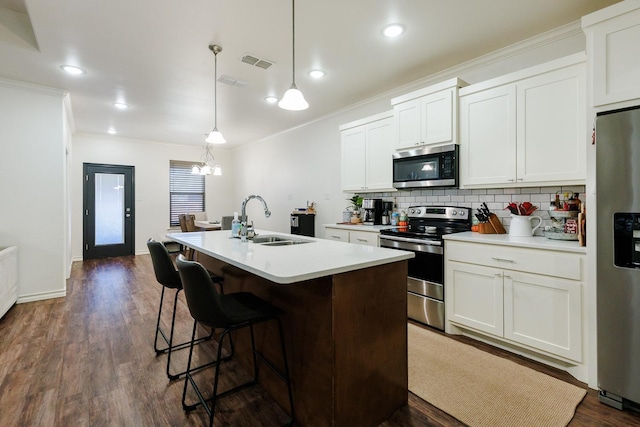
[392,143,458,189]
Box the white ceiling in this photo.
[0,0,620,147]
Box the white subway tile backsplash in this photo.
[502,188,522,194]
[367,185,585,233]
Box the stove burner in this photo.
[414,225,437,234]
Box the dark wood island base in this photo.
[197,253,409,427]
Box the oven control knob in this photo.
[458,210,466,217]
[415,209,421,214]
[409,209,414,214]
[451,210,457,215]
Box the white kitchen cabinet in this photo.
[324,228,350,243]
[323,226,379,247]
[459,53,586,188]
[0,246,18,320]
[448,261,504,336]
[583,2,640,107]
[348,230,379,247]
[445,239,583,362]
[459,85,516,186]
[391,78,467,150]
[340,111,395,192]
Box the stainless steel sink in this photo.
[252,235,312,246]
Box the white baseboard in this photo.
[17,289,66,304]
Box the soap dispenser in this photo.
[231,212,240,237]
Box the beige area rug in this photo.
[408,324,587,427]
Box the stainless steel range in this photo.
[379,206,471,330]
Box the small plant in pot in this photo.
[346,195,363,223]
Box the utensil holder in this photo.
[478,222,496,234]
[478,214,507,234]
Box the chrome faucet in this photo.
[240,195,271,240]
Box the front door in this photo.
[83,163,135,259]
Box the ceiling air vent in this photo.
[241,54,274,70]
[218,75,248,88]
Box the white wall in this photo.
[70,134,234,260]
[0,79,69,302]
[231,23,588,236]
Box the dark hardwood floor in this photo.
[0,254,639,426]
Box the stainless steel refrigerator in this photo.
[596,105,640,410]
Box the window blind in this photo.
[169,161,205,227]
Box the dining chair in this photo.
[147,239,227,380]
[178,214,197,259]
[176,255,294,426]
[189,211,207,221]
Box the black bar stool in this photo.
[175,255,295,427]
[147,239,228,380]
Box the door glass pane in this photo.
[95,173,125,245]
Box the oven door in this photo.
[380,235,446,329]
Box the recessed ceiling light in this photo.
[382,24,405,38]
[60,65,86,75]
[107,128,117,135]
[265,96,279,104]
[113,102,129,109]
[309,70,325,79]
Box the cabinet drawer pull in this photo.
[331,235,342,239]
[494,273,502,277]
[357,238,368,242]
[491,257,515,263]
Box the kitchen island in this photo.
[167,230,414,427]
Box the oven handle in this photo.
[379,234,442,246]
[379,235,443,255]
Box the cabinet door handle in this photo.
[491,257,515,263]
[507,178,515,182]
[503,274,511,279]
[517,178,523,182]
[494,273,502,277]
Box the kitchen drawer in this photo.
[349,230,379,247]
[446,240,582,280]
[325,228,349,242]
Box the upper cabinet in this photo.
[459,53,587,188]
[583,1,640,107]
[340,111,395,193]
[391,78,468,150]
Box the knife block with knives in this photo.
[476,203,507,234]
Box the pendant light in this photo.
[205,44,227,144]
[278,0,309,111]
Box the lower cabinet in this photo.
[324,227,379,247]
[445,240,583,363]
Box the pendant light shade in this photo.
[279,0,308,111]
[207,44,227,143]
[205,128,226,144]
[279,83,309,111]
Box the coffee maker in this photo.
[362,198,383,225]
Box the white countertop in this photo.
[167,229,414,284]
[323,223,398,232]
[443,231,587,254]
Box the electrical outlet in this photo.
[287,193,293,200]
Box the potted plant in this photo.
[346,195,363,223]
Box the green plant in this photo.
[346,195,363,211]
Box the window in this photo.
[169,161,205,227]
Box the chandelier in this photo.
[191,143,222,175]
